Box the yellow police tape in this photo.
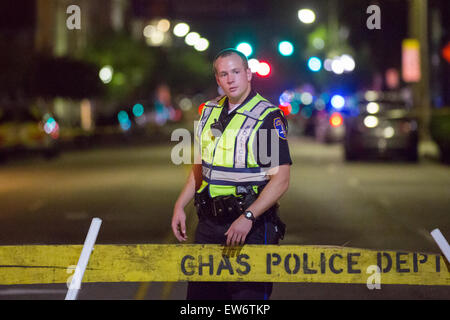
[0,244,449,286]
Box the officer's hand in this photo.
[171,206,188,242]
[224,215,252,246]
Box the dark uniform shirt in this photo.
[215,90,292,169]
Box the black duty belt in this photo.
[194,185,278,224]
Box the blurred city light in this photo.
[278,41,294,56]
[143,25,165,46]
[279,103,292,116]
[198,102,206,115]
[366,102,380,114]
[143,25,153,38]
[179,97,193,111]
[44,117,57,134]
[298,9,316,24]
[312,37,325,50]
[364,90,379,101]
[99,66,113,84]
[340,54,356,72]
[173,22,190,37]
[329,112,343,127]
[364,115,379,128]
[442,42,450,63]
[315,98,326,110]
[80,99,93,131]
[117,110,131,131]
[279,91,293,106]
[118,110,131,131]
[132,103,144,117]
[330,95,345,109]
[323,59,333,71]
[300,92,313,105]
[185,32,200,46]
[256,61,271,77]
[290,101,300,115]
[307,57,322,72]
[384,126,395,139]
[248,58,260,73]
[118,110,128,122]
[194,38,209,51]
[44,116,59,139]
[156,19,170,32]
[236,42,253,57]
[331,58,344,74]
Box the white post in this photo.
[65,218,102,300]
[430,228,450,263]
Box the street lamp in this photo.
[298,9,316,24]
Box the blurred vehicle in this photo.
[0,106,60,161]
[344,92,418,162]
[314,110,345,143]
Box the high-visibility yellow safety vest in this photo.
[196,93,280,198]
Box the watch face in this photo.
[246,212,252,218]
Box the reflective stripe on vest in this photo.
[202,161,270,186]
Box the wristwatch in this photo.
[243,210,256,223]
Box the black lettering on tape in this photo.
[329,254,343,274]
[377,252,392,273]
[413,253,428,273]
[396,252,410,273]
[217,255,234,276]
[181,255,195,276]
[347,253,361,274]
[436,255,440,273]
[198,254,214,276]
[303,253,317,274]
[284,254,300,275]
[320,253,326,274]
[236,254,251,275]
[266,253,281,274]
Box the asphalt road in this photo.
[0,137,449,300]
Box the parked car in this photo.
[344,92,418,161]
[0,106,60,161]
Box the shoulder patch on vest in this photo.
[273,117,287,140]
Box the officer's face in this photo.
[214,53,252,105]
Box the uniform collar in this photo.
[223,89,258,116]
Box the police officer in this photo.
[171,48,292,300]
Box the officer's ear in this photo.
[246,67,252,82]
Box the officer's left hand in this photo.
[224,215,253,246]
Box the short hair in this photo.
[213,48,249,74]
